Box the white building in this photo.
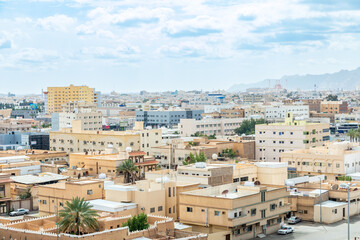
[52,102,102,131]
[179,117,245,137]
[264,104,309,119]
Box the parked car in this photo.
[277,226,294,235]
[9,208,29,216]
[288,216,302,224]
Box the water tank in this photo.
[195,162,207,168]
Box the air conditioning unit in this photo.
[140,207,145,211]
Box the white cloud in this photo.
[37,14,76,31]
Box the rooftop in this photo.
[87,199,137,213]
[10,172,68,185]
[315,200,347,208]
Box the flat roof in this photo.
[315,200,347,208]
[87,199,137,213]
[105,184,137,191]
[11,172,68,184]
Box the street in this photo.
[265,215,360,240]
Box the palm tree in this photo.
[59,197,99,235]
[347,129,357,142]
[117,159,139,184]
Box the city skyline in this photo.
[1,0,360,94]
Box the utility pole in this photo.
[319,177,322,224]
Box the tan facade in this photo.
[38,180,104,216]
[50,126,162,155]
[320,101,348,114]
[46,85,96,113]
[0,149,68,164]
[281,142,360,181]
[179,183,290,240]
[0,173,13,215]
[255,113,330,162]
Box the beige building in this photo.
[0,173,14,215]
[52,102,102,131]
[202,107,245,119]
[45,84,99,113]
[38,180,104,216]
[152,138,255,168]
[321,101,348,114]
[69,150,158,178]
[0,149,68,164]
[50,122,162,155]
[255,113,330,162]
[179,117,245,137]
[0,118,36,133]
[179,183,290,240]
[282,142,360,181]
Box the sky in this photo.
[1,0,360,94]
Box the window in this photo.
[150,207,155,213]
[261,210,266,219]
[251,208,256,216]
[169,208,171,214]
[240,176,249,182]
[87,190,93,195]
[214,211,221,216]
[187,207,193,212]
[158,206,163,211]
[261,191,266,202]
[270,204,276,211]
[173,206,175,214]
[173,187,175,197]
[59,202,63,207]
[234,212,238,218]
[168,187,171,197]
[304,210,308,214]
[42,200,47,204]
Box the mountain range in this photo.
[228,67,360,92]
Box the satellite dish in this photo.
[331,184,339,190]
[212,154,218,160]
[254,181,261,185]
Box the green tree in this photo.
[337,176,352,181]
[117,159,139,183]
[234,119,266,135]
[197,152,207,162]
[219,148,236,159]
[325,94,338,101]
[122,212,150,232]
[59,197,99,235]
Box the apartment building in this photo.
[179,117,244,137]
[287,177,360,224]
[0,173,13,215]
[52,102,102,131]
[179,183,290,240]
[50,122,162,155]
[38,179,104,216]
[69,150,158,177]
[264,104,309,119]
[0,119,34,133]
[255,113,330,162]
[243,94,264,104]
[281,142,360,180]
[45,84,100,113]
[302,99,321,112]
[152,138,255,168]
[321,101,348,114]
[136,109,203,128]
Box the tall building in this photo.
[255,113,330,162]
[44,84,100,113]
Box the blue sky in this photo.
[1,0,360,94]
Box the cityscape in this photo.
[1,1,360,240]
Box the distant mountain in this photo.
[228,67,360,92]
